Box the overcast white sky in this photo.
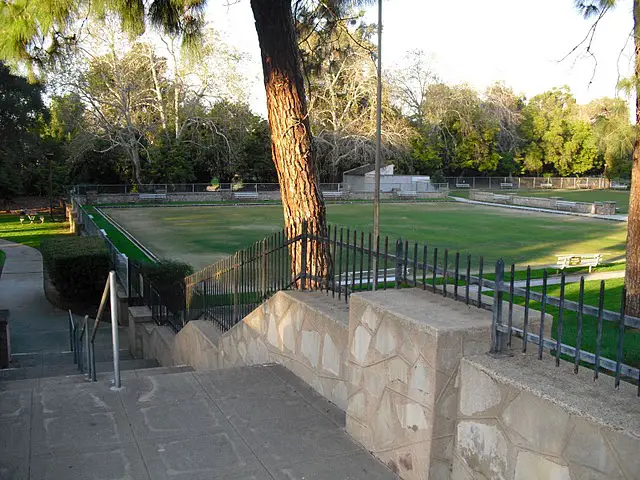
[205,0,635,116]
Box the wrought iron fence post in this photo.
[127,257,132,299]
[300,221,308,291]
[490,259,508,355]
[395,239,403,288]
[262,238,268,300]
[233,252,239,322]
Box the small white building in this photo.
[342,164,434,193]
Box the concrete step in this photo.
[7,349,135,369]
[0,356,159,381]
[13,364,196,389]
[96,358,159,372]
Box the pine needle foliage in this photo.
[0,0,206,72]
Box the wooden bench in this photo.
[138,193,167,202]
[555,200,576,210]
[556,253,603,273]
[540,182,553,188]
[322,191,343,200]
[233,192,259,200]
[455,183,470,188]
[500,182,514,189]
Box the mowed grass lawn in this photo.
[0,213,69,250]
[105,203,627,270]
[527,278,639,370]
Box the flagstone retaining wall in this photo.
[129,288,640,480]
[470,191,617,215]
[452,354,640,480]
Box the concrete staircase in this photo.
[0,324,161,382]
[0,363,397,480]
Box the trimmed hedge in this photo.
[41,237,110,304]
[139,259,194,290]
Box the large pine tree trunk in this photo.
[250,0,328,287]
[626,0,640,316]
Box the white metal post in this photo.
[109,271,121,388]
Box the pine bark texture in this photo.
[250,0,328,286]
[626,0,640,316]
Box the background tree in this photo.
[581,97,634,179]
[518,87,599,176]
[0,62,48,203]
[1,0,365,280]
[300,13,413,181]
[390,49,438,125]
[575,0,640,315]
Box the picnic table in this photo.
[19,211,44,224]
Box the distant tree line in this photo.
[0,15,633,201]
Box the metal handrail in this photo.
[68,310,75,362]
[90,276,111,343]
[76,316,88,373]
[84,272,120,387]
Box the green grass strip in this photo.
[484,263,626,282]
[83,206,153,263]
[500,278,639,369]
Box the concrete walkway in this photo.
[450,196,629,222]
[0,364,398,480]
[0,239,140,381]
[0,240,72,354]
[512,269,625,288]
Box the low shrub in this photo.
[139,259,194,290]
[41,237,110,304]
[137,260,194,313]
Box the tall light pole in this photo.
[372,0,383,290]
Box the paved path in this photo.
[512,269,625,288]
[450,196,629,222]
[466,269,626,296]
[0,239,133,379]
[0,240,72,353]
[0,364,398,480]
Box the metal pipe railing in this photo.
[83,271,121,387]
[109,271,121,388]
[68,310,75,361]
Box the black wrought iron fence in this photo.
[183,221,493,332]
[76,203,129,292]
[128,261,189,333]
[490,260,640,394]
[129,219,638,394]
